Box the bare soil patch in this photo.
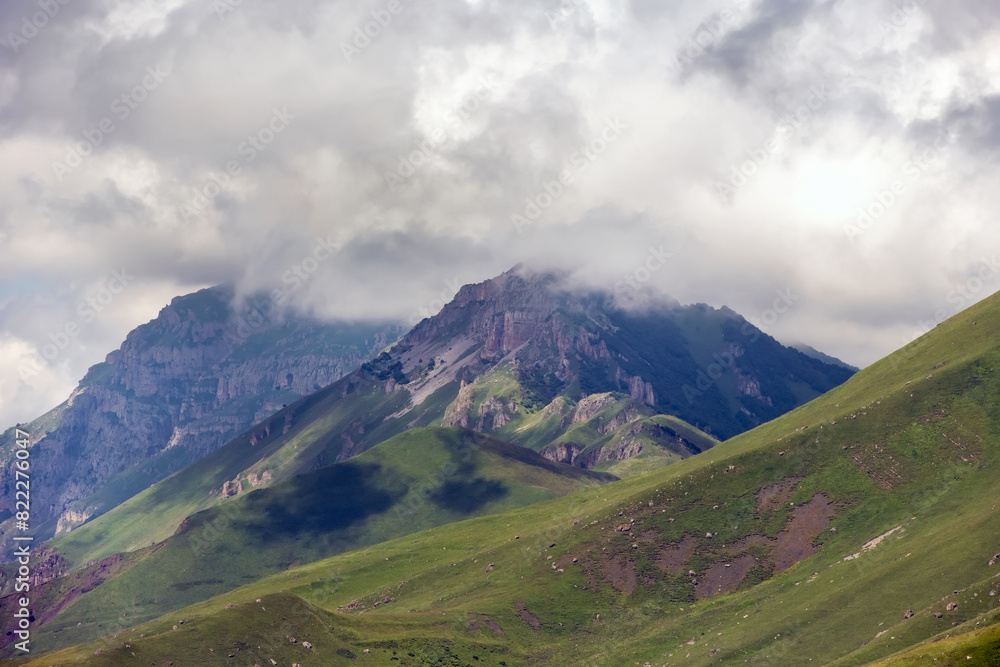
[727,534,772,552]
[771,493,834,573]
[482,617,504,635]
[694,554,756,599]
[603,554,637,594]
[723,494,834,574]
[756,477,803,513]
[655,535,698,573]
[515,601,541,630]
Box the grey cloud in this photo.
[939,94,1000,157]
[683,0,829,87]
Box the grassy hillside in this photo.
[1,428,613,657]
[867,614,1000,666]
[16,288,1000,666]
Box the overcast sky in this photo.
[1,0,998,427]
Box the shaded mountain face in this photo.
[0,286,405,545]
[387,268,854,441]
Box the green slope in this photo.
[867,614,1000,666]
[18,288,1000,666]
[1,427,612,657]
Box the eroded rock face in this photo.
[54,510,92,536]
[615,369,656,405]
[538,408,702,470]
[542,443,584,465]
[441,381,475,428]
[477,396,517,431]
[27,544,67,587]
[0,286,403,547]
[573,394,617,423]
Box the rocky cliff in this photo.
[0,286,404,547]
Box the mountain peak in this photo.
[386,268,854,440]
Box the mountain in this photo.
[0,285,405,550]
[792,343,861,372]
[34,267,849,571]
[395,267,854,441]
[20,284,1000,665]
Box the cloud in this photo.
[1,0,999,425]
